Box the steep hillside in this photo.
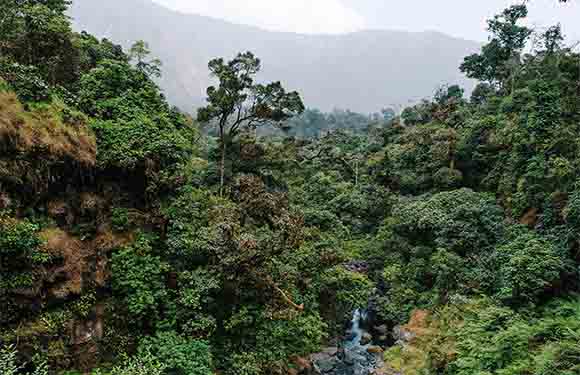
[69,0,479,112]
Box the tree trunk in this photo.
[219,122,227,197]
[219,137,227,197]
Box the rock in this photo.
[371,367,402,375]
[344,330,356,342]
[343,350,366,366]
[353,362,368,375]
[292,356,312,372]
[342,350,354,365]
[343,260,369,274]
[375,324,389,335]
[321,347,338,356]
[367,346,384,355]
[0,192,12,210]
[311,348,341,374]
[393,325,415,345]
[313,356,338,373]
[361,332,373,345]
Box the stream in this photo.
[311,309,383,375]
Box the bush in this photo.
[450,298,580,375]
[0,61,50,102]
[496,228,564,305]
[320,266,374,320]
[111,208,131,232]
[111,234,169,321]
[0,345,48,375]
[137,331,212,375]
[255,313,327,364]
[374,189,505,323]
[0,218,44,261]
[91,115,193,171]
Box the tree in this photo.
[129,40,162,78]
[496,229,564,305]
[0,0,77,85]
[197,51,304,194]
[460,5,532,89]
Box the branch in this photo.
[274,286,305,311]
[301,147,328,162]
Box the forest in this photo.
[0,1,579,374]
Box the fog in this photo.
[154,0,580,43]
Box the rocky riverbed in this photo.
[311,309,384,375]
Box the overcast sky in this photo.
[153,0,580,42]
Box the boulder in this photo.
[321,347,338,356]
[343,350,366,366]
[361,332,373,345]
[344,330,356,342]
[311,348,340,374]
[375,324,389,335]
[292,356,312,372]
[393,325,415,345]
[367,346,384,355]
[313,356,339,373]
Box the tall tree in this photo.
[0,0,76,85]
[460,5,532,90]
[129,40,162,78]
[197,51,304,194]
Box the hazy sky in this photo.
[153,0,580,42]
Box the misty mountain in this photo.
[69,0,480,113]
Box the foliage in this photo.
[111,234,169,321]
[0,217,44,260]
[450,298,580,375]
[0,345,48,375]
[320,266,374,320]
[197,51,304,191]
[2,1,580,375]
[460,5,532,88]
[129,40,162,78]
[78,60,168,120]
[374,189,505,322]
[0,61,51,102]
[255,313,327,364]
[96,353,166,375]
[137,331,213,375]
[496,228,564,305]
[91,115,193,170]
[110,208,131,232]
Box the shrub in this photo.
[496,228,564,305]
[137,331,212,375]
[0,61,50,102]
[111,208,131,232]
[255,313,327,364]
[320,266,374,320]
[91,115,193,171]
[0,345,48,375]
[111,234,169,321]
[0,218,44,261]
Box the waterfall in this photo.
[312,308,382,374]
[344,309,367,349]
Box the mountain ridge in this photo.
[69,0,480,113]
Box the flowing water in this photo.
[344,309,368,349]
[312,309,383,375]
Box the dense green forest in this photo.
[1,1,579,374]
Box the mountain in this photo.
[69,0,480,113]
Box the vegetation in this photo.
[0,1,579,374]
